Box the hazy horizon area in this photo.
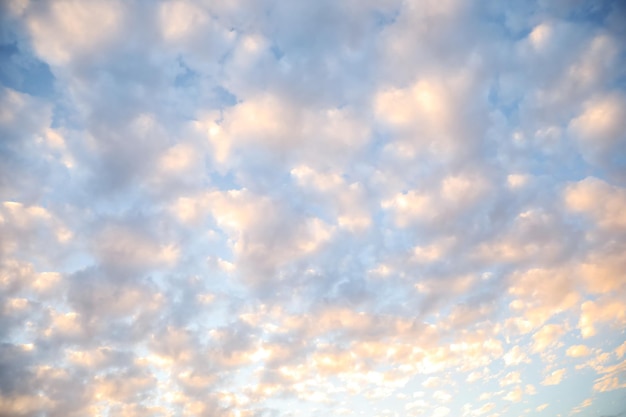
[1,1,625,416]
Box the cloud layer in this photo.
[1,0,626,416]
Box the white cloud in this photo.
[532,324,565,353]
[579,299,626,339]
[159,1,210,42]
[507,269,579,330]
[503,346,530,367]
[542,368,566,386]
[504,386,524,402]
[1,1,624,416]
[569,93,626,173]
[432,406,451,417]
[565,177,626,230]
[500,371,521,387]
[566,345,591,358]
[26,0,124,65]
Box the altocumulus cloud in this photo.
[1,1,626,416]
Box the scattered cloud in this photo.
[567,345,592,358]
[1,0,625,416]
[542,368,567,386]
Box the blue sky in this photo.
[1,1,626,416]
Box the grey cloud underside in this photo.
[1,0,626,416]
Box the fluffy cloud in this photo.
[566,345,592,358]
[1,1,625,416]
[569,93,626,178]
[565,177,626,230]
[542,368,566,386]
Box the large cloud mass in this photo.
[1,0,626,416]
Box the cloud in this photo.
[565,177,626,230]
[569,93,626,177]
[1,1,625,416]
[508,269,579,330]
[542,368,566,386]
[26,0,124,66]
[571,398,593,414]
[432,406,451,417]
[593,356,626,393]
[0,87,57,202]
[532,324,566,353]
[503,345,531,367]
[567,345,592,358]
[504,385,524,402]
[500,371,521,387]
[579,299,626,339]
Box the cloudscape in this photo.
[1,1,626,416]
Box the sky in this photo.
[1,0,626,416]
